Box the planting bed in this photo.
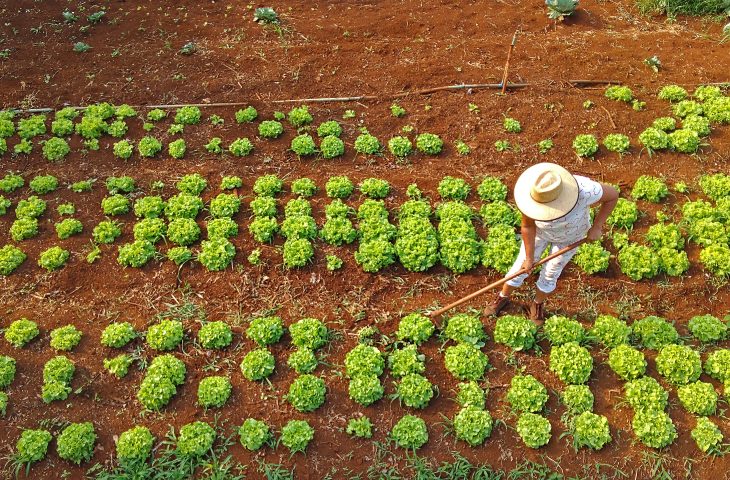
[1,0,730,479]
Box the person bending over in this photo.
[486,162,618,323]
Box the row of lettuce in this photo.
[0,103,450,162]
[1,84,729,162]
[3,309,730,471]
[1,172,729,278]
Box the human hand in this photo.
[520,258,534,272]
[586,225,603,242]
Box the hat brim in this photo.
[513,163,579,222]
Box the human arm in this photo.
[586,183,619,241]
[520,215,537,270]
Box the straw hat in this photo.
[513,163,579,221]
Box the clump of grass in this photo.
[635,0,729,16]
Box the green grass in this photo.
[635,0,730,16]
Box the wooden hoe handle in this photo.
[426,238,587,318]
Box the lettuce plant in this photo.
[320,135,344,158]
[280,420,314,454]
[669,129,700,153]
[672,100,702,118]
[388,345,424,378]
[103,354,133,378]
[283,238,314,268]
[572,412,611,450]
[50,325,82,351]
[704,349,730,382]
[57,422,96,465]
[54,218,83,240]
[454,406,493,446]
[396,313,434,345]
[682,115,711,137]
[10,218,39,241]
[249,217,278,243]
[657,247,689,276]
[516,413,551,449]
[346,416,373,439]
[0,355,16,388]
[101,194,130,215]
[573,134,598,158]
[113,140,134,159]
[287,105,312,127]
[239,418,271,451]
[359,178,390,198]
[476,176,507,202]
[345,344,384,378]
[38,246,70,271]
[258,120,284,138]
[700,244,730,277]
[652,117,676,132]
[174,106,201,125]
[325,176,354,198]
[220,176,242,190]
[415,133,443,155]
[549,342,593,384]
[198,237,235,271]
[691,417,723,453]
[645,223,684,250]
[100,322,136,348]
[481,224,520,273]
[15,195,46,218]
[287,348,317,374]
[573,241,609,274]
[168,138,186,159]
[205,137,223,154]
[348,374,384,406]
[632,316,678,350]
[638,127,670,154]
[177,421,216,457]
[93,220,122,244]
[14,429,52,469]
[167,218,200,245]
[29,175,58,194]
[0,244,25,275]
[480,200,520,226]
[656,344,701,385]
[388,136,412,157]
[604,85,633,102]
[624,376,668,411]
[240,348,275,381]
[253,174,283,197]
[631,175,668,203]
[618,244,660,280]
[197,376,232,409]
[291,134,316,156]
[291,178,317,197]
[494,315,537,351]
[456,381,485,409]
[146,320,183,351]
[688,314,727,343]
[198,321,232,349]
[561,385,594,415]
[134,196,166,219]
[632,409,676,448]
[444,344,489,381]
[443,313,486,346]
[437,176,470,200]
[246,316,284,346]
[607,345,646,381]
[354,133,381,154]
[506,374,548,413]
[603,133,630,153]
[542,316,585,346]
[235,106,257,123]
[137,136,162,158]
[116,426,154,463]
[677,381,717,416]
[391,415,428,450]
[17,115,47,139]
[658,85,687,102]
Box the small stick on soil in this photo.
[600,105,617,129]
[500,30,519,95]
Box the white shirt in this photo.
[534,175,604,244]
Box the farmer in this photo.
[485,163,618,323]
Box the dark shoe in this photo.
[527,301,546,325]
[485,294,510,316]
